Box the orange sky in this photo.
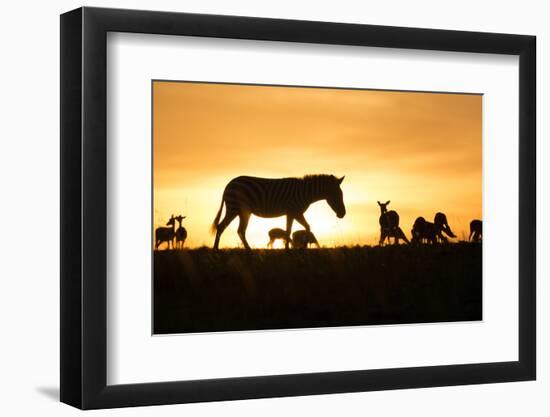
[153,81,482,248]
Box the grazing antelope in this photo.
[211,175,346,250]
[411,216,437,244]
[469,219,482,242]
[434,212,456,243]
[155,215,176,250]
[378,201,409,245]
[291,230,320,249]
[175,215,188,249]
[267,228,289,248]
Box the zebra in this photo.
[378,201,409,245]
[291,230,320,249]
[267,228,289,248]
[434,212,455,243]
[155,215,176,250]
[211,174,346,250]
[174,215,187,249]
[469,219,482,242]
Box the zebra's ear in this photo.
[338,175,345,184]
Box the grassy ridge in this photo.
[154,243,482,334]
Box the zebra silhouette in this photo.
[211,175,346,250]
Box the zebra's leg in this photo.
[285,216,294,249]
[213,212,237,250]
[295,213,311,232]
[237,213,252,250]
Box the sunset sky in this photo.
[153,81,482,249]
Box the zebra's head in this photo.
[326,175,346,219]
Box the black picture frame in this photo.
[60,6,536,410]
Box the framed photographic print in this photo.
[60,7,536,409]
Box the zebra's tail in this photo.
[210,197,225,235]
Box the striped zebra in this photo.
[211,175,346,250]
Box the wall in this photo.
[0,0,545,415]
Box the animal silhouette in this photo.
[155,215,176,250]
[469,219,482,242]
[411,216,437,244]
[267,228,289,248]
[411,213,455,244]
[291,230,320,249]
[378,201,409,245]
[211,175,346,250]
[434,212,456,243]
[174,215,188,249]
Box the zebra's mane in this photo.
[301,174,336,182]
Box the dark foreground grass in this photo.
[154,243,482,334]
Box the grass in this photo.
[153,243,482,334]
